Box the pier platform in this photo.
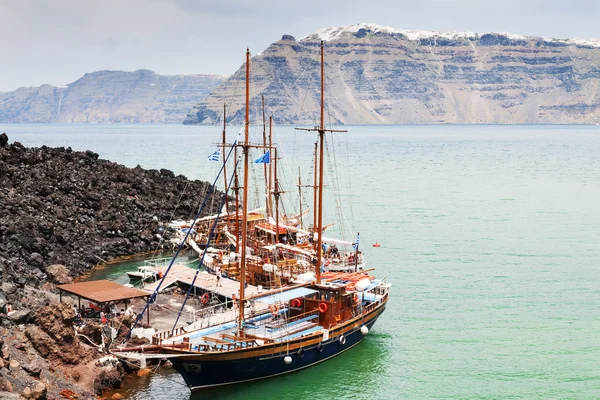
[141,264,262,300]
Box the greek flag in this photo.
[254,150,270,164]
[352,233,360,251]
[207,148,221,162]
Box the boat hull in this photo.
[170,309,384,391]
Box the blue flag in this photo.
[352,233,360,251]
[207,148,221,162]
[254,151,270,164]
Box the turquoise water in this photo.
[4,124,600,399]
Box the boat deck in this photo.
[159,309,324,351]
[141,264,262,300]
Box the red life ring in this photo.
[201,293,209,304]
[353,293,359,303]
[291,298,302,308]
[318,302,328,313]
[270,304,279,317]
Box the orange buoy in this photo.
[373,242,381,247]
[201,293,209,304]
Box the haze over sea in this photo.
[4,124,600,399]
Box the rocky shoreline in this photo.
[0,133,221,398]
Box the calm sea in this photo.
[3,124,600,399]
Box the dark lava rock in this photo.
[281,34,295,41]
[0,133,8,147]
[0,138,221,303]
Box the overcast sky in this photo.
[1,0,599,91]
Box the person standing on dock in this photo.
[216,265,222,287]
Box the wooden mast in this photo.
[261,95,269,220]
[298,167,303,229]
[268,116,273,223]
[222,103,229,214]
[312,141,318,236]
[315,40,325,285]
[234,145,240,252]
[294,40,346,284]
[239,48,250,333]
[274,147,280,245]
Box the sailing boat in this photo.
[152,43,390,391]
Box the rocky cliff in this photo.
[0,70,224,123]
[184,24,600,125]
[0,133,221,291]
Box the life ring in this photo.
[316,343,324,352]
[325,259,331,266]
[201,293,209,304]
[270,304,279,317]
[297,348,305,358]
[339,335,346,345]
[318,302,327,313]
[353,293,359,304]
[291,298,302,308]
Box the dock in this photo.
[141,264,262,300]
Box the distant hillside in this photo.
[185,23,600,125]
[0,70,225,123]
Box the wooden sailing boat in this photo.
[153,43,390,391]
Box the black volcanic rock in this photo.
[0,135,222,302]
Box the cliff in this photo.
[184,24,600,125]
[0,133,221,290]
[0,70,224,123]
[0,133,221,398]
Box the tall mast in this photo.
[298,167,304,229]
[274,147,280,245]
[261,95,269,220]
[222,103,229,214]
[312,141,318,236]
[268,116,274,222]
[315,40,325,285]
[239,48,250,332]
[234,145,240,252]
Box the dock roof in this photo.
[57,280,150,304]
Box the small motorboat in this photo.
[126,266,157,282]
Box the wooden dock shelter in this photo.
[57,280,152,324]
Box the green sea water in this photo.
[4,124,600,399]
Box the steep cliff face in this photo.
[185,24,600,125]
[0,70,224,123]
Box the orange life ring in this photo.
[318,302,328,313]
[201,293,209,304]
[270,304,279,317]
[353,293,359,303]
[291,298,302,308]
